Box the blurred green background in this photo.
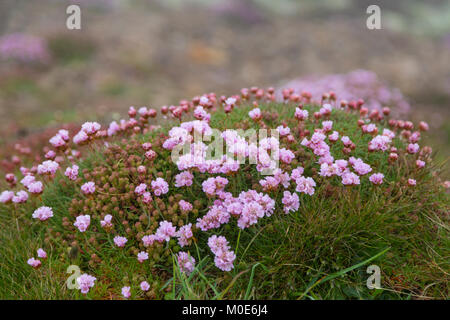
[0,0,449,175]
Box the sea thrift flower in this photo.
[49,134,66,148]
[77,274,96,294]
[179,200,193,213]
[100,214,113,228]
[37,248,47,259]
[134,183,147,196]
[12,190,28,203]
[177,252,196,274]
[197,204,230,231]
[202,177,228,196]
[248,108,262,121]
[174,171,194,187]
[0,190,14,203]
[151,178,169,196]
[121,286,131,299]
[114,236,128,247]
[142,235,156,247]
[294,108,308,120]
[155,220,176,242]
[416,160,425,168]
[369,173,384,185]
[282,191,300,214]
[32,206,53,221]
[81,122,101,135]
[142,192,153,204]
[408,179,416,186]
[27,258,41,269]
[279,148,295,164]
[342,172,360,186]
[295,177,316,196]
[407,143,420,154]
[74,215,90,232]
[322,121,333,132]
[176,223,193,247]
[137,251,149,263]
[140,281,150,292]
[276,125,290,136]
[214,250,236,272]
[27,181,43,194]
[73,130,89,145]
[64,165,79,181]
[20,175,35,188]
[37,160,59,175]
[81,182,95,195]
[341,136,352,147]
[328,131,339,142]
[350,157,372,176]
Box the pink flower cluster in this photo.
[32,206,53,221]
[177,252,196,274]
[74,215,91,232]
[208,235,236,272]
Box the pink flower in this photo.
[328,131,339,142]
[0,190,14,203]
[142,234,156,247]
[12,190,28,204]
[197,204,230,231]
[81,181,95,195]
[174,171,194,187]
[142,192,153,204]
[214,250,236,272]
[121,286,131,299]
[114,236,128,247]
[322,121,333,132]
[37,248,47,259]
[248,108,262,121]
[290,167,304,180]
[140,281,150,292]
[416,160,425,168]
[49,134,66,148]
[77,274,96,294]
[64,165,79,181]
[202,176,228,196]
[368,135,391,152]
[295,176,316,196]
[282,191,299,214]
[155,220,176,242]
[408,179,416,186]
[176,223,193,247]
[369,173,384,185]
[107,121,120,136]
[350,157,372,176]
[179,200,193,213]
[207,235,236,271]
[294,108,308,121]
[137,251,149,263]
[341,172,360,186]
[341,136,352,147]
[20,175,35,188]
[151,178,169,196]
[27,258,41,268]
[37,160,59,175]
[81,122,101,135]
[276,125,290,136]
[74,215,90,232]
[100,214,113,228]
[32,206,53,221]
[27,181,43,194]
[134,183,147,196]
[177,252,196,274]
[279,148,295,164]
[73,130,89,145]
[407,143,420,154]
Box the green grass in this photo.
[0,102,449,299]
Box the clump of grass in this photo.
[0,90,448,300]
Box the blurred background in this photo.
[0,0,449,175]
